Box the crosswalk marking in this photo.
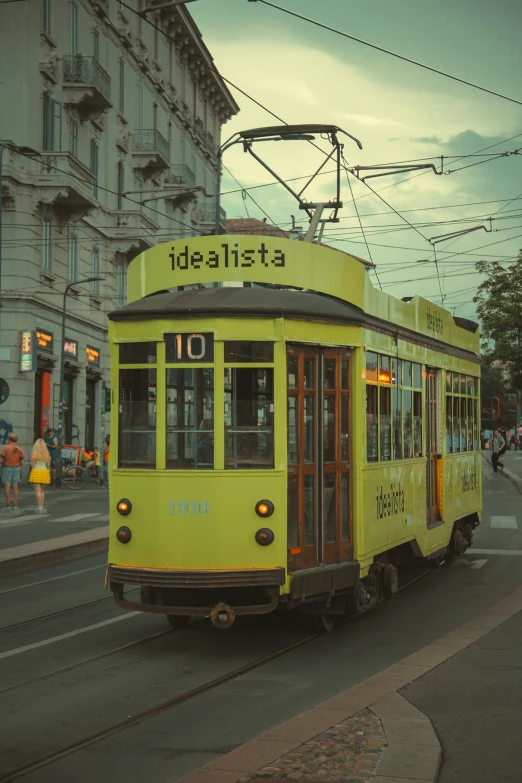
[490,516,518,530]
[0,513,49,525]
[469,559,488,569]
[52,512,102,523]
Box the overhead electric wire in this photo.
[343,161,382,289]
[251,0,522,108]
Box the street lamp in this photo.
[0,140,39,359]
[55,277,104,488]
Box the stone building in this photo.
[0,0,238,467]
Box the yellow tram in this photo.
[106,235,481,630]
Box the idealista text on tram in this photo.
[170,242,285,271]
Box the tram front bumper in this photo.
[108,564,285,618]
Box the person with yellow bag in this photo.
[29,439,51,513]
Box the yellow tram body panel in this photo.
[107,236,481,616]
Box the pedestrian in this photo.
[44,427,58,467]
[92,446,101,483]
[518,423,522,451]
[81,446,95,476]
[480,429,485,450]
[491,429,506,473]
[1,433,24,509]
[28,438,51,513]
[103,435,110,484]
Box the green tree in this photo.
[474,250,522,421]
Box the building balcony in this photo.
[109,210,158,256]
[203,130,215,151]
[199,201,227,230]
[164,164,196,190]
[33,152,97,219]
[194,117,205,141]
[132,129,170,175]
[63,55,112,118]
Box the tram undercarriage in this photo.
[108,514,479,631]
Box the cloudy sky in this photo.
[191,0,522,317]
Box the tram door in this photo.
[287,347,352,572]
[425,368,442,524]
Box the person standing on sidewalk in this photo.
[1,433,24,509]
[44,428,58,468]
[28,439,51,513]
[491,429,506,473]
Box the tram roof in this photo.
[109,287,479,360]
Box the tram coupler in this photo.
[210,602,236,629]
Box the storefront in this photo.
[85,345,101,451]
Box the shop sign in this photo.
[36,328,54,353]
[86,346,100,366]
[63,338,78,358]
[20,331,37,372]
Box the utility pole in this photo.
[56,277,103,487]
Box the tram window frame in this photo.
[366,352,423,463]
[224,362,275,470]
[445,371,479,454]
[165,368,214,469]
[224,341,274,363]
[118,368,157,468]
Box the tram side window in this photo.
[118,369,156,468]
[225,367,274,469]
[166,369,214,469]
[366,385,378,462]
[445,371,479,454]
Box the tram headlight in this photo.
[116,498,132,516]
[255,499,274,518]
[116,525,132,544]
[255,528,275,546]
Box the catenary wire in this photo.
[251,0,522,107]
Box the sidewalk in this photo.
[176,587,522,783]
[480,449,522,493]
[0,487,109,578]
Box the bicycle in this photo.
[50,461,89,489]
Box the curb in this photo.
[176,585,522,783]
[480,450,522,493]
[0,526,109,579]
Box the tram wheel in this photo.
[166,615,191,629]
[312,613,336,634]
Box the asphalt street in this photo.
[0,466,520,783]
[0,483,108,549]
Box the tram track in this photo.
[0,565,435,782]
[0,589,138,633]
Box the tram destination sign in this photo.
[170,241,285,271]
[165,333,214,363]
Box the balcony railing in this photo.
[133,129,169,162]
[164,164,196,189]
[63,55,111,102]
[200,201,226,225]
[194,117,205,140]
[203,130,215,150]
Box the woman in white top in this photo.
[29,439,51,513]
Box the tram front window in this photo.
[118,369,156,468]
[225,367,274,469]
[166,369,214,468]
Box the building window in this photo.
[119,60,125,113]
[42,216,52,272]
[70,2,78,55]
[117,161,124,210]
[117,261,125,306]
[93,30,99,61]
[43,0,51,33]
[92,247,100,294]
[43,91,62,151]
[68,234,78,281]
[70,120,78,157]
[90,139,99,198]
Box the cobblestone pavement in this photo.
[238,709,386,782]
